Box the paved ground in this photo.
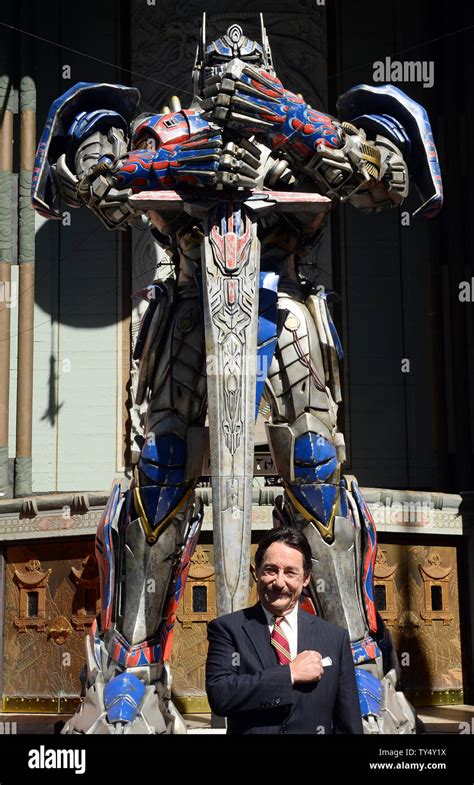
[417,704,474,735]
[0,705,472,734]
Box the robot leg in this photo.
[64,290,208,734]
[265,289,415,734]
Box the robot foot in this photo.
[62,665,186,735]
[357,668,416,734]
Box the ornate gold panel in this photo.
[169,544,257,699]
[70,554,100,631]
[418,551,454,625]
[376,542,463,703]
[176,546,216,625]
[13,559,51,633]
[374,549,398,626]
[3,537,464,710]
[3,540,97,701]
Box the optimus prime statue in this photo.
[32,15,442,734]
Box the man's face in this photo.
[256,541,310,617]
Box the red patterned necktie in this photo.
[271,616,292,664]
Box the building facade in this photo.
[0,0,473,715]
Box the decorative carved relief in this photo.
[131,3,328,114]
[388,545,463,696]
[397,609,421,634]
[374,548,398,626]
[48,615,73,646]
[170,543,258,697]
[5,542,100,701]
[13,559,51,633]
[70,554,100,631]
[418,551,453,625]
[176,545,216,626]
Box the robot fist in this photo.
[77,159,135,230]
[201,58,288,140]
[168,131,262,189]
[216,138,262,188]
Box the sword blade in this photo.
[202,200,260,614]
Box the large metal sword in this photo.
[129,190,330,615]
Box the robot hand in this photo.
[201,58,292,139]
[76,130,263,228]
[75,133,222,228]
[215,137,262,188]
[201,59,344,172]
[315,124,409,210]
[77,159,136,230]
[166,130,262,189]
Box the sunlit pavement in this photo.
[0,706,473,734]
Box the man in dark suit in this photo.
[205,527,363,734]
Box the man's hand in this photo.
[289,651,325,684]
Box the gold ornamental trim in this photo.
[134,486,193,544]
[172,695,211,714]
[47,615,73,645]
[2,694,210,715]
[406,689,464,708]
[285,484,338,542]
[7,690,463,713]
[360,146,381,167]
[285,468,341,542]
[2,696,81,714]
[341,121,359,135]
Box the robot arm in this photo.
[33,85,225,229]
[203,61,442,217]
[32,82,140,220]
[296,121,409,212]
[50,108,130,209]
[76,127,263,230]
[50,107,136,229]
[73,131,224,230]
[33,82,263,231]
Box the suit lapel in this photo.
[297,606,320,655]
[242,603,279,670]
[287,607,321,719]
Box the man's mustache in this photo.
[266,588,291,597]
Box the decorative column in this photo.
[0,75,14,496]
[14,76,36,496]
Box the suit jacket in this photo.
[205,602,363,735]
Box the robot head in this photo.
[192,13,275,98]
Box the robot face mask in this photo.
[192,14,275,99]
